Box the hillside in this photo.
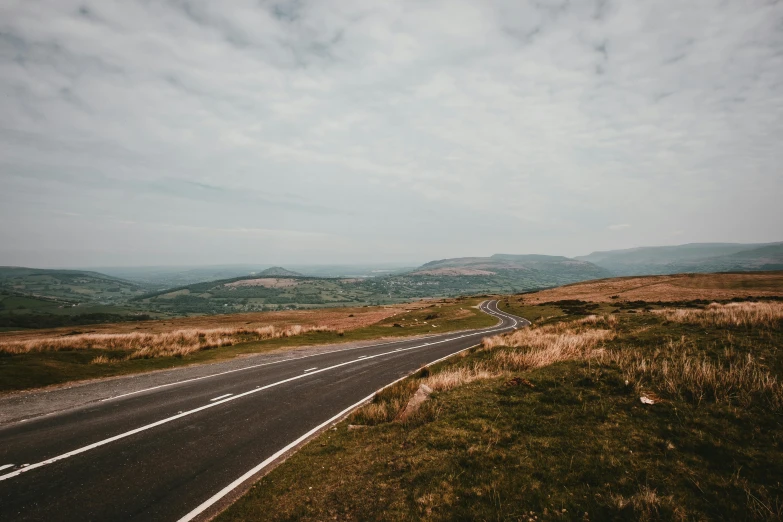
[516,271,783,304]
[257,266,303,277]
[412,253,610,285]
[135,256,612,316]
[0,267,151,330]
[577,242,783,275]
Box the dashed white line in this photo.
[209,394,233,402]
[0,464,14,472]
[177,301,526,522]
[1,301,524,484]
[303,367,317,373]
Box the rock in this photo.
[398,383,433,420]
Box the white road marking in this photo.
[98,317,497,403]
[1,301,524,484]
[303,367,317,373]
[0,464,13,471]
[357,355,367,359]
[209,394,233,402]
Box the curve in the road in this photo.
[0,300,528,522]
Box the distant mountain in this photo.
[411,254,611,288]
[576,242,783,276]
[94,265,274,288]
[257,266,303,277]
[0,266,143,302]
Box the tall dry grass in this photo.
[483,315,617,371]
[611,339,783,411]
[0,324,335,360]
[425,364,503,392]
[654,301,783,328]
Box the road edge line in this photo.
[180,304,528,522]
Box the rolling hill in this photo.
[576,242,783,276]
[0,267,152,329]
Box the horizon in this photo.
[2,239,781,271]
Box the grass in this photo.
[517,271,783,304]
[0,298,496,393]
[0,324,337,358]
[653,301,783,328]
[217,294,783,521]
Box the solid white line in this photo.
[177,392,377,522]
[0,464,13,472]
[210,394,233,402]
[0,302,518,484]
[177,303,529,522]
[100,301,504,403]
[303,367,317,373]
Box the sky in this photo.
[1,0,781,268]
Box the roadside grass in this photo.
[218,299,783,521]
[0,298,496,393]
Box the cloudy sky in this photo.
[1,0,781,267]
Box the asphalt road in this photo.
[0,300,527,521]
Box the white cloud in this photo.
[0,0,781,266]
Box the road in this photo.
[0,300,527,521]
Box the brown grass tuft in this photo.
[611,338,783,411]
[482,317,616,371]
[0,324,335,359]
[654,301,783,328]
[424,364,504,392]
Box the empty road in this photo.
[0,300,527,521]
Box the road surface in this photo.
[0,300,527,521]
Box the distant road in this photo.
[0,300,527,521]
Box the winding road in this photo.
[0,300,527,521]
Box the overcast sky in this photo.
[1,0,781,268]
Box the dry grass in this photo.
[483,316,617,371]
[0,304,412,345]
[0,324,335,360]
[654,301,783,328]
[424,364,503,392]
[349,380,421,425]
[611,338,783,411]
[611,486,678,521]
[520,272,783,304]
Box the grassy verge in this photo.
[0,298,495,393]
[218,300,783,521]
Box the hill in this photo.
[257,266,303,277]
[0,266,145,304]
[412,253,610,285]
[0,267,151,330]
[515,271,783,304]
[577,242,783,275]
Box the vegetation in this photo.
[0,298,495,392]
[218,283,783,521]
[577,242,783,276]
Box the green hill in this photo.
[576,242,783,275]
